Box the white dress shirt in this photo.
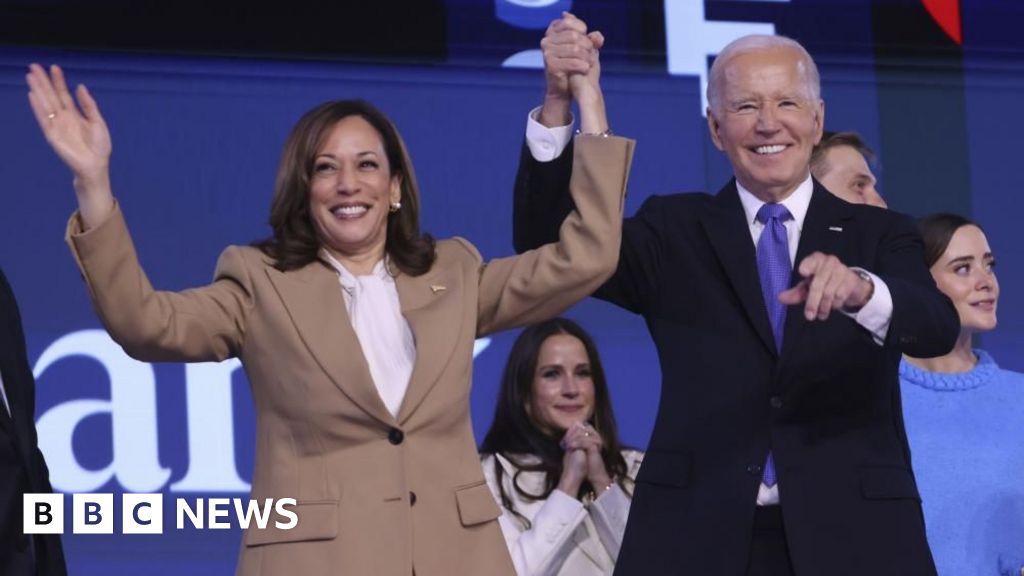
[524,111,896,505]
[321,251,415,417]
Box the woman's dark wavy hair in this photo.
[918,213,983,268]
[255,99,435,274]
[480,318,631,528]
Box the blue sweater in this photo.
[900,351,1024,576]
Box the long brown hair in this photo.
[480,318,632,528]
[255,100,435,274]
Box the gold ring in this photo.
[47,112,56,120]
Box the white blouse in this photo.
[321,251,415,417]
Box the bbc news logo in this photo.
[24,494,298,534]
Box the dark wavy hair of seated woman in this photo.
[480,318,632,528]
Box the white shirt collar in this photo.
[319,250,392,292]
[736,175,814,230]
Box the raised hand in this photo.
[569,29,608,137]
[538,12,603,128]
[26,63,115,228]
[778,252,874,321]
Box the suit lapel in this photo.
[780,183,854,365]
[395,264,462,423]
[699,180,777,356]
[265,260,395,426]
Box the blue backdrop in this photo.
[0,0,1022,573]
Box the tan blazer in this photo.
[65,136,634,576]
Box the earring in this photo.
[389,201,402,213]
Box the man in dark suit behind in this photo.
[0,268,66,575]
[513,14,958,576]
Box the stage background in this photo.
[0,0,1021,573]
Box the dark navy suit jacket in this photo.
[513,141,958,576]
[0,268,66,575]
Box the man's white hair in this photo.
[706,35,821,115]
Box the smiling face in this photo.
[528,333,596,434]
[815,145,887,208]
[930,225,999,336]
[308,115,401,269]
[707,46,824,202]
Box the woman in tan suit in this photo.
[25,61,632,575]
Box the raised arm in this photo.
[29,64,253,363]
[475,53,633,334]
[476,131,632,336]
[26,64,114,229]
[512,13,599,254]
[65,206,255,363]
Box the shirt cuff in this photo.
[547,489,585,518]
[525,105,574,162]
[841,268,892,344]
[592,484,630,520]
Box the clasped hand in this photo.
[538,12,605,128]
[558,422,613,498]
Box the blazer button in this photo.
[409,491,417,506]
[769,396,783,409]
[746,463,763,476]
[388,428,404,445]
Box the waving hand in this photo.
[27,63,114,228]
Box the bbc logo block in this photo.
[23,494,297,534]
[23,494,63,534]
[123,493,163,534]
[73,493,113,534]
[24,493,160,535]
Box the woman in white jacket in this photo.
[480,318,643,576]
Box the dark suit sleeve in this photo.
[873,211,959,357]
[512,140,576,253]
[512,138,664,315]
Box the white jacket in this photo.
[481,450,644,576]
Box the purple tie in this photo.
[755,203,792,488]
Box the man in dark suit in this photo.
[0,268,66,575]
[513,15,958,576]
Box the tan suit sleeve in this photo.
[474,135,634,337]
[65,203,254,362]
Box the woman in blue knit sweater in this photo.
[901,213,1024,576]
